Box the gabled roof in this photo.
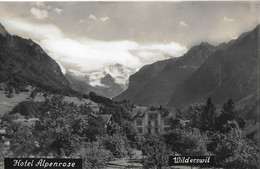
[80,113,112,124]
[131,106,173,119]
[131,106,148,119]
[98,114,112,124]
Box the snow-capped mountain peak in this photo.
[66,63,137,90]
[87,63,137,89]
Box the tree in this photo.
[215,122,259,169]
[98,133,129,158]
[8,96,84,157]
[141,135,171,169]
[31,97,82,157]
[71,116,89,139]
[72,142,112,169]
[99,105,131,124]
[7,95,115,158]
[179,104,204,129]
[85,116,105,141]
[164,128,209,156]
[170,118,187,129]
[201,98,217,132]
[120,121,138,147]
[208,121,242,152]
[89,92,112,105]
[9,125,38,157]
[216,99,245,132]
[33,113,81,157]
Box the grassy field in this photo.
[0,90,30,117]
[0,86,47,117]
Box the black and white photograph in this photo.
[0,1,259,169]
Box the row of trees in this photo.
[176,98,246,132]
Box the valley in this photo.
[0,5,259,168]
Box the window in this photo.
[148,128,151,134]
[137,120,142,126]
[137,128,143,134]
[148,121,152,127]
[164,119,170,126]
[155,120,158,126]
[149,113,158,120]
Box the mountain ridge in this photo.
[0,22,72,93]
[168,24,259,108]
[114,41,218,106]
[115,24,259,111]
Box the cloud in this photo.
[139,42,187,57]
[223,16,234,23]
[54,7,63,15]
[100,17,109,22]
[89,14,96,20]
[0,18,62,41]
[41,38,187,72]
[31,7,49,19]
[41,38,141,71]
[79,20,85,23]
[179,21,188,27]
[34,2,45,8]
[0,18,187,72]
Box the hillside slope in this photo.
[0,23,71,92]
[115,42,218,106]
[168,25,259,108]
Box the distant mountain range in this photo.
[65,64,137,98]
[115,25,259,112]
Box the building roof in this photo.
[80,114,112,124]
[131,106,173,119]
[97,114,112,124]
[130,106,148,119]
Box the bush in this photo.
[141,135,171,169]
[98,134,128,158]
[72,142,112,169]
[164,128,209,156]
[9,101,41,118]
[215,125,259,169]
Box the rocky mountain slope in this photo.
[0,23,71,92]
[65,73,102,96]
[115,25,259,111]
[115,42,218,106]
[168,25,259,108]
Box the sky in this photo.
[0,1,259,73]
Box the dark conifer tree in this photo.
[201,97,216,132]
[216,99,245,132]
